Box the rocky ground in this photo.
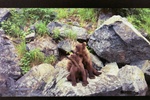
[0,8,150,96]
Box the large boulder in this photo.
[88,15,150,64]
[131,60,150,84]
[0,29,21,80]
[57,40,104,71]
[90,53,104,71]
[118,65,148,95]
[47,22,88,41]
[8,63,55,96]
[43,58,122,96]
[0,29,21,96]
[26,36,59,57]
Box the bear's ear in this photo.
[82,42,86,48]
[83,42,86,45]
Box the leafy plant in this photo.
[1,20,25,37]
[56,8,69,19]
[16,38,27,58]
[29,49,45,66]
[77,8,97,23]
[22,8,56,24]
[20,52,32,74]
[20,49,45,74]
[44,55,57,65]
[52,27,61,40]
[65,29,77,40]
[127,8,150,36]
[35,21,49,36]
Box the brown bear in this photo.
[66,53,89,86]
[73,42,101,79]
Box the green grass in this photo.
[77,8,97,23]
[20,49,44,74]
[44,55,57,65]
[64,29,77,41]
[20,48,57,74]
[127,8,150,37]
[52,27,61,40]
[35,21,49,36]
[16,39,27,58]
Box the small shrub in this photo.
[20,52,32,74]
[52,27,61,40]
[29,49,45,66]
[65,29,77,40]
[35,21,49,36]
[20,49,45,74]
[127,8,150,36]
[44,55,57,65]
[56,8,69,19]
[77,8,97,23]
[1,20,25,37]
[16,38,27,58]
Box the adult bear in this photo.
[67,53,89,86]
[73,42,101,79]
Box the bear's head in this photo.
[75,42,86,55]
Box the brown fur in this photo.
[67,53,88,86]
[74,42,101,79]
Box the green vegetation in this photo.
[104,8,150,36]
[1,8,150,74]
[64,29,77,41]
[1,8,98,38]
[126,8,150,35]
[44,55,57,65]
[77,8,97,23]
[20,48,57,74]
[16,38,27,58]
[52,27,61,40]
[1,8,56,38]
[20,49,44,74]
[35,21,49,36]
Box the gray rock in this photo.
[0,31,21,80]
[57,40,78,53]
[101,62,119,76]
[90,53,104,71]
[88,15,150,64]
[25,32,36,43]
[26,36,59,57]
[130,60,150,84]
[118,65,148,95]
[0,31,21,96]
[47,21,88,41]
[9,63,55,96]
[57,40,104,71]
[0,74,8,96]
[0,8,10,22]
[43,58,122,96]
